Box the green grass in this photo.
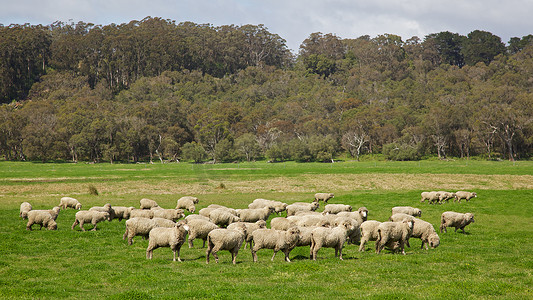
[0,160,532,299]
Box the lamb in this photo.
[337,207,369,224]
[59,197,82,210]
[420,191,441,204]
[123,217,176,245]
[209,208,240,227]
[251,227,301,262]
[176,196,199,213]
[310,220,356,260]
[227,220,267,249]
[454,191,477,203]
[146,220,189,262]
[236,207,275,222]
[270,217,296,231]
[26,210,58,231]
[71,210,111,231]
[130,209,154,219]
[358,220,382,251]
[186,218,219,248]
[206,223,247,264]
[112,206,135,221]
[248,198,288,214]
[151,208,185,222]
[323,204,352,214]
[89,203,115,220]
[391,206,422,217]
[314,193,334,203]
[440,211,475,233]
[375,219,414,255]
[286,202,320,216]
[437,191,456,203]
[20,202,32,219]
[140,198,159,209]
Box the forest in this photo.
[0,17,532,163]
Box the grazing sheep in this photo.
[185,214,210,222]
[333,217,361,244]
[436,191,456,203]
[152,208,185,222]
[140,198,159,210]
[251,227,301,262]
[199,207,216,218]
[440,211,475,233]
[186,218,219,248]
[323,204,352,214]
[176,196,199,213]
[314,193,334,203]
[130,209,154,219]
[359,220,382,251]
[71,211,111,231]
[389,213,417,222]
[270,217,296,231]
[410,218,440,250]
[89,203,115,220]
[420,191,441,204]
[290,215,330,228]
[375,220,414,255]
[227,220,267,249]
[20,202,32,219]
[286,202,320,216]
[26,210,57,231]
[209,208,240,227]
[310,220,356,260]
[207,204,238,216]
[112,206,135,221]
[248,199,288,214]
[391,206,422,217]
[146,221,189,262]
[206,223,247,264]
[454,191,477,203]
[28,207,61,221]
[59,197,82,210]
[294,226,321,248]
[236,207,275,222]
[337,207,369,224]
[123,217,176,245]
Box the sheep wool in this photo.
[59,197,82,210]
[146,221,189,262]
[20,202,32,219]
[375,220,414,255]
[176,196,199,213]
[123,217,176,245]
[186,218,219,248]
[26,210,57,231]
[71,210,111,231]
[314,193,335,203]
[310,220,356,260]
[251,227,301,262]
[323,204,352,214]
[227,220,267,249]
[358,220,382,252]
[391,206,422,217]
[440,211,475,233]
[140,198,159,210]
[206,224,247,264]
[454,191,477,203]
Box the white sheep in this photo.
[185,214,210,222]
[26,210,57,231]
[112,206,135,221]
[391,206,422,217]
[71,210,111,231]
[454,191,477,203]
[389,213,416,222]
[310,220,356,260]
[28,207,61,221]
[89,203,115,220]
[59,197,82,210]
[248,199,288,214]
[314,193,334,203]
[286,202,320,216]
[227,220,267,249]
[251,227,301,262]
[199,207,216,218]
[323,204,352,214]
[436,191,456,203]
[236,207,274,222]
[140,198,159,210]
[206,223,247,264]
[270,217,296,231]
[375,220,414,255]
[146,221,189,262]
[123,217,176,245]
[186,218,219,248]
[209,208,240,227]
[440,211,475,233]
[289,215,330,228]
[358,220,382,252]
[207,204,238,216]
[20,202,32,219]
[332,217,361,244]
[410,218,440,250]
[420,191,441,204]
[176,196,199,213]
[151,208,185,222]
[337,207,368,224]
[130,209,154,219]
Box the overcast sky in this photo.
[2,0,532,52]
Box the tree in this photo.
[235,133,261,162]
[425,31,466,67]
[462,30,506,66]
[181,142,207,163]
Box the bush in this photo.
[383,143,421,161]
[181,142,207,163]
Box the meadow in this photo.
[0,160,532,299]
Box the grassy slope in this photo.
[0,160,532,299]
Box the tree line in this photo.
[0,17,532,162]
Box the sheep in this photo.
[185,214,210,222]
[420,191,441,204]
[228,220,267,249]
[248,199,288,214]
[199,207,216,218]
[71,210,111,231]
[151,208,185,222]
[140,198,159,210]
[375,219,414,255]
[337,206,369,224]
[209,208,240,227]
[112,206,135,221]
[314,193,334,203]
[186,218,219,248]
[59,197,82,210]
[176,196,199,213]
[454,191,477,203]
[251,227,301,262]
[28,207,61,221]
[358,220,382,251]
[89,203,115,220]
[146,220,189,262]
[130,209,154,219]
[286,202,320,216]
[410,218,440,250]
[207,204,238,216]
[323,204,352,214]
[206,223,247,264]
[391,206,422,217]
[440,211,475,234]
[290,215,330,228]
[333,217,361,244]
[436,191,456,203]
[270,217,296,231]
[310,220,356,260]
[20,202,32,219]
[236,207,275,222]
[26,210,58,231]
[389,213,417,222]
[123,217,176,245]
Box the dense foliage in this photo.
[1,17,532,162]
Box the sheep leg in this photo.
[271,250,277,261]
[206,244,212,264]
[283,250,291,262]
[251,247,258,262]
[79,221,86,232]
[122,229,128,240]
[91,222,98,231]
[146,248,152,259]
[338,246,343,260]
[231,251,236,265]
[26,222,33,231]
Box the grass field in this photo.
[0,160,532,299]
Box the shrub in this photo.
[181,142,207,163]
[383,143,421,161]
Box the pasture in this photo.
[0,160,532,299]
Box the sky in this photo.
[2,0,532,52]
